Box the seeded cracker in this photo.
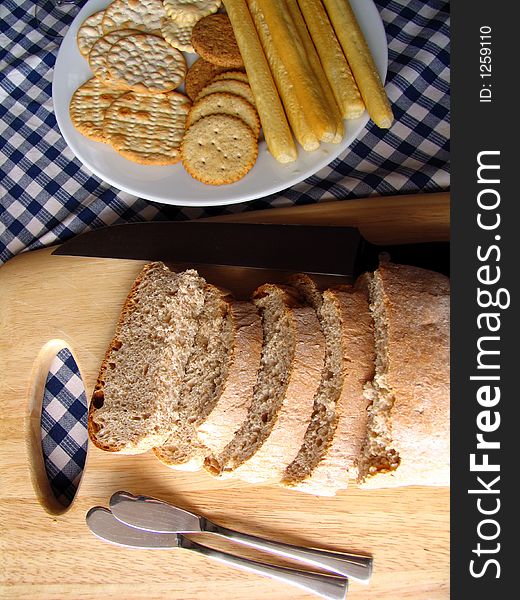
[77,10,105,57]
[106,33,186,93]
[196,79,255,107]
[187,92,260,137]
[104,91,191,165]
[181,114,258,185]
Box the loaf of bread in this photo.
[356,260,450,488]
[88,260,450,493]
[281,275,374,496]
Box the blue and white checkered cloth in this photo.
[41,348,88,506]
[1,0,449,503]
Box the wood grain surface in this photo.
[202,192,450,245]
[0,198,450,599]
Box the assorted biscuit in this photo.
[69,0,393,185]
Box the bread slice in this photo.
[88,263,206,454]
[357,260,450,488]
[153,290,262,470]
[204,284,325,483]
[196,301,263,459]
[281,275,374,495]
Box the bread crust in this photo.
[359,261,450,488]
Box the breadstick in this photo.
[297,0,364,120]
[255,0,337,143]
[322,0,393,128]
[284,0,343,142]
[247,0,319,151]
[222,0,297,163]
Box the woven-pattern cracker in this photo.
[77,10,105,58]
[161,17,195,53]
[104,91,191,165]
[196,79,255,107]
[106,33,186,93]
[88,29,140,82]
[187,92,260,137]
[181,114,258,185]
[69,78,126,143]
[102,0,166,34]
[163,0,222,26]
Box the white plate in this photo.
[53,0,388,207]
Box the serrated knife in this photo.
[52,221,449,297]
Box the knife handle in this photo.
[178,535,348,600]
[203,520,372,583]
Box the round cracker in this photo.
[163,0,221,26]
[196,79,255,107]
[88,29,140,82]
[161,17,195,53]
[191,14,244,69]
[102,0,165,34]
[104,90,191,165]
[212,70,248,84]
[69,78,126,142]
[181,114,258,185]
[106,33,186,93]
[185,58,228,100]
[187,92,260,137]
[77,10,105,58]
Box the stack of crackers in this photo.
[70,0,261,184]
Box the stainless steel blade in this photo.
[86,507,181,549]
[110,491,202,533]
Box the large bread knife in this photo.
[53,222,449,297]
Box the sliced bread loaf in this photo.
[153,290,262,471]
[204,284,325,483]
[281,275,375,496]
[357,260,450,488]
[88,263,206,454]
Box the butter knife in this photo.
[87,507,348,600]
[110,490,373,583]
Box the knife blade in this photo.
[52,222,363,277]
[87,506,181,549]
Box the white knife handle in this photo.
[203,520,372,583]
[178,536,348,600]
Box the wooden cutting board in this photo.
[0,194,450,600]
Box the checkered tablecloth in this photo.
[1,0,449,504]
[41,348,88,506]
